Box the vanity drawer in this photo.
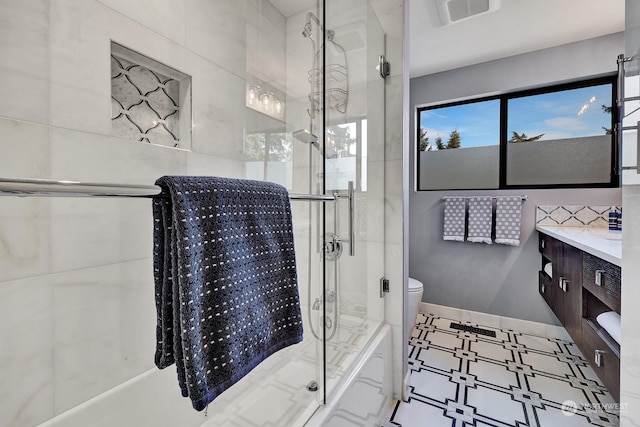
[582,252,621,313]
[539,234,556,258]
[581,318,619,401]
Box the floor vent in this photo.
[450,322,497,337]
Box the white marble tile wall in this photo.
[0,0,51,124]
[621,185,640,426]
[1,0,406,425]
[0,0,297,425]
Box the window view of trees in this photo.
[418,98,500,153]
[417,77,616,190]
[245,132,292,162]
[326,123,357,159]
[508,131,545,143]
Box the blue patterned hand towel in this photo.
[152,176,303,411]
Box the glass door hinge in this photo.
[380,277,390,297]
[378,55,390,79]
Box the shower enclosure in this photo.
[0,0,387,426]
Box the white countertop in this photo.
[535,226,622,267]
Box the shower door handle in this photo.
[334,180,355,256]
[333,181,356,256]
[347,180,355,256]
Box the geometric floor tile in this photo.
[388,313,620,426]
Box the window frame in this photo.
[416,75,619,191]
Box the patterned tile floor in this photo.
[386,313,619,427]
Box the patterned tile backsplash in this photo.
[536,205,621,227]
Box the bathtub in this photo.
[36,324,393,427]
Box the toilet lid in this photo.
[408,277,424,291]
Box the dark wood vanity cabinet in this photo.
[538,234,582,346]
[538,232,621,402]
[581,252,621,402]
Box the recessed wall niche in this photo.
[110,42,191,149]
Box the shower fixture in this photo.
[293,128,323,153]
[302,22,313,38]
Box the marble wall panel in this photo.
[0,0,50,124]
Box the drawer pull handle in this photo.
[541,240,545,249]
[595,270,606,287]
[595,349,606,367]
[559,278,569,292]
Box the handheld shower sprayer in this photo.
[302,23,313,38]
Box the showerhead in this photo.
[293,129,323,154]
[293,129,317,144]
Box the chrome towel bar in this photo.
[441,195,528,201]
[0,177,336,201]
[0,176,355,256]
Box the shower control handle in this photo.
[333,180,355,256]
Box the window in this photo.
[417,77,618,190]
[418,98,500,189]
[325,119,368,192]
[245,131,293,189]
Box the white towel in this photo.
[443,197,466,242]
[467,196,493,244]
[543,262,552,278]
[495,196,522,246]
[596,311,621,345]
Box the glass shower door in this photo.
[321,0,386,402]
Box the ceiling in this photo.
[409,0,625,77]
[268,0,314,18]
[268,0,626,78]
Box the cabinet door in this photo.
[545,236,564,323]
[560,244,582,347]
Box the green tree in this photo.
[508,131,544,143]
[326,124,356,159]
[435,137,444,150]
[419,128,430,151]
[244,132,292,162]
[446,129,461,149]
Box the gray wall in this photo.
[410,33,623,325]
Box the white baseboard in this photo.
[418,302,571,341]
[402,370,411,402]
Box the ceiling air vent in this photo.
[436,0,499,25]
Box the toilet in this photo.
[407,277,425,335]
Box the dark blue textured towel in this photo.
[152,176,303,411]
